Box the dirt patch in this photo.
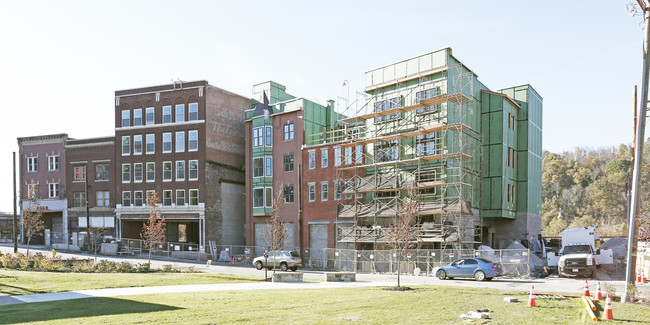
[384,286,414,291]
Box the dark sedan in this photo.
[432,257,502,281]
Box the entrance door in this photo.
[309,224,328,267]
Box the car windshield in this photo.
[563,245,592,254]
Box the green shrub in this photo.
[161,264,173,272]
[135,263,151,273]
[116,261,134,273]
[72,260,93,273]
[96,260,117,273]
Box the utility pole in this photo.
[624,0,650,303]
[85,165,91,252]
[13,152,18,253]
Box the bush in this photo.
[72,260,94,273]
[135,263,151,273]
[161,264,173,272]
[116,261,134,273]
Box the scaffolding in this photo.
[306,63,482,250]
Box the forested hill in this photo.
[540,144,650,237]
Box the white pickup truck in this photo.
[547,226,614,278]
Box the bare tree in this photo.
[385,185,420,288]
[140,192,166,267]
[23,188,45,257]
[263,187,287,272]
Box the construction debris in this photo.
[459,310,490,319]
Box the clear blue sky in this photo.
[0,1,644,212]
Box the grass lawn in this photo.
[0,270,263,295]
[1,285,648,324]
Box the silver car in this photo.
[253,251,302,271]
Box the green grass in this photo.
[0,270,263,295]
[1,285,649,324]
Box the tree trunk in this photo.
[397,251,401,287]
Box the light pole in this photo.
[624,0,650,303]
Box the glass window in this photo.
[163,190,172,206]
[95,164,109,181]
[189,103,198,121]
[265,126,272,146]
[146,162,155,182]
[321,149,328,167]
[189,160,198,180]
[375,140,399,162]
[122,110,130,127]
[178,224,187,242]
[27,157,37,172]
[163,162,172,181]
[188,130,198,151]
[283,123,294,140]
[122,191,131,206]
[253,188,264,207]
[321,182,328,201]
[308,183,315,202]
[96,191,110,207]
[283,154,294,172]
[284,185,294,203]
[175,104,185,122]
[253,158,263,177]
[133,163,143,182]
[334,181,342,200]
[146,107,155,125]
[345,147,352,165]
[74,166,86,181]
[265,188,272,207]
[176,190,185,206]
[308,151,315,169]
[176,131,185,152]
[176,161,185,180]
[133,108,142,126]
[416,132,436,157]
[146,134,155,153]
[122,136,130,155]
[355,145,363,164]
[48,183,59,198]
[162,105,172,123]
[265,157,272,176]
[133,135,142,154]
[163,132,172,153]
[122,164,131,183]
[134,191,143,207]
[74,192,86,207]
[252,127,263,147]
[374,97,401,122]
[415,88,439,114]
[189,189,199,206]
[48,156,59,171]
[334,148,342,166]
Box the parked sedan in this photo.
[433,257,502,281]
[253,251,302,271]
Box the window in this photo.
[134,191,144,207]
[265,157,272,176]
[163,162,172,181]
[375,140,399,162]
[146,190,154,205]
[374,97,401,122]
[122,164,131,183]
[355,145,363,164]
[162,105,172,123]
[178,224,187,242]
[146,134,155,153]
[175,104,185,122]
[253,158,263,177]
[252,127,263,147]
[133,163,143,182]
[188,130,198,151]
[122,136,130,155]
[507,147,516,168]
[265,188,272,207]
[133,135,143,154]
[189,160,198,180]
[189,189,199,206]
[189,103,198,121]
[48,183,59,198]
[345,147,352,165]
[146,162,155,182]
[175,131,185,152]
[74,166,86,181]
[265,126,272,146]
[27,157,37,172]
[163,190,172,206]
[176,190,185,206]
[74,192,86,207]
[122,191,131,207]
[415,88,439,114]
[321,149,328,167]
[133,108,142,126]
[146,107,155,125]
[321,182,328,201]
[334,147,342,166]
[122,110,130,127]
[416,132,436,157]
[507,184,512,203]
[308,151,315,169]
[308,183,316,202]
[512,184,516,203]
[96,191,110,207]
[334,181,342,200]
[284,185,294,203]
[176,161,185,180]
[48,155,59,171]
[95,164,109,181]
[163,133,172,153]
[253,188,264,207]
[283,154,294,172]
[284,123,294,140]
[508,113,516,131]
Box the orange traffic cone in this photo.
[595,281,602,301]
[602,293,614,320]
[527,285,536,307]
[231,256,235,265]
[583,280,590,297]
[642,271,647,284]
[636,272,641,283]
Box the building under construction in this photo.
[305,47,543,250]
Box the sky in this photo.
[0,1,645,212]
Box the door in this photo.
[310,224,328,267]
[460,259,478,276]
[447,259,465,276]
